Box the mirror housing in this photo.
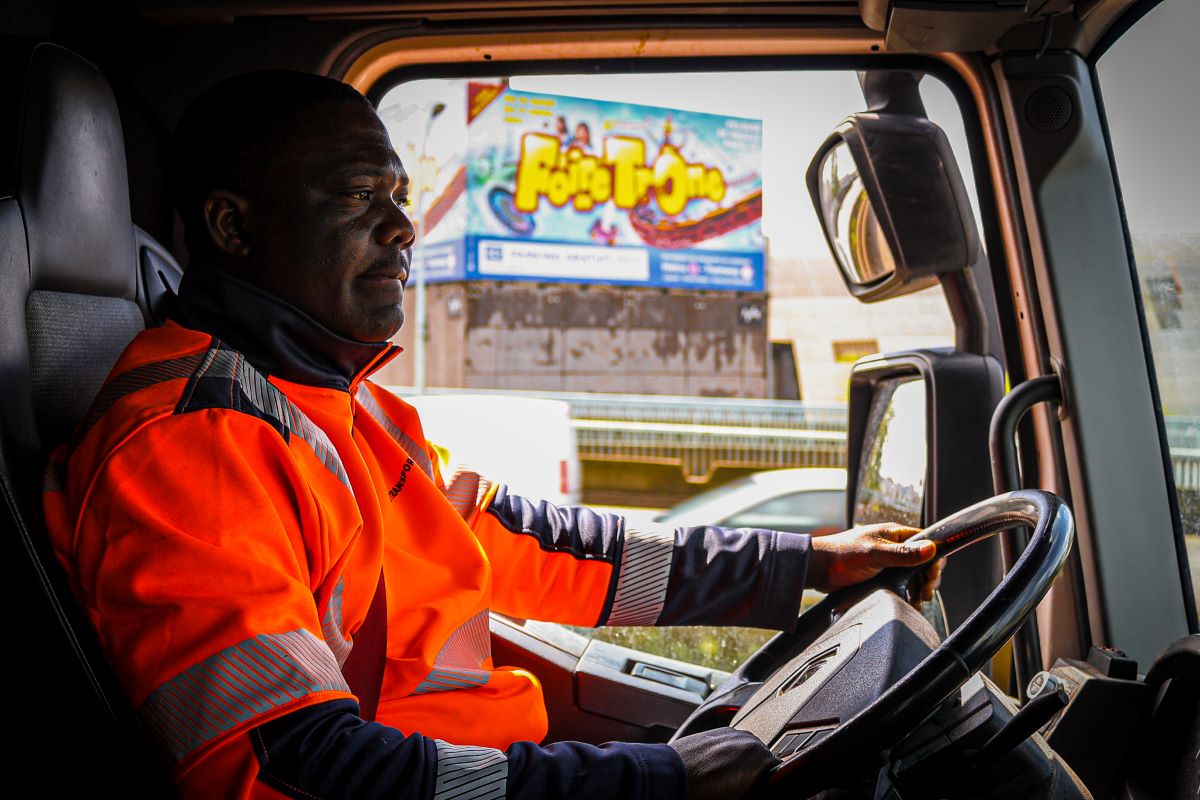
[807,110,979,303]
[846,348,1005,629]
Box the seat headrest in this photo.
[5,41,136,299]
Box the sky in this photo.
[378,0,1197,258]
[1094,0,1199,238]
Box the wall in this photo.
[768,255,956,401]
[377,282,769,397]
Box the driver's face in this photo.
[242,99,416,343]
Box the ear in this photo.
[201,190,253,258]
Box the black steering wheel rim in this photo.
[739,489,1074,795]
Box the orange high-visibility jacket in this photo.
[43,263,811,799]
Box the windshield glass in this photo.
[1098,0,1200,620]
[376,69,976,669]
[655,474,760,521]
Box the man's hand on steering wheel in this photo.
[807,523,945,604]
[668,728,779,800]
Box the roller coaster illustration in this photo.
[484,183,763,248]
[627,189,763,249]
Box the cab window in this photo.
[375,68,978,669]
[1096,0,1200,618]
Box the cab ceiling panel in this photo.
[132,1,863,25]
[128,0,1137,56]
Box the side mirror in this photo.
[807,112,979,303]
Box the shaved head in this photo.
[169,70,372,257]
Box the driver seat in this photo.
[0,39,171,794]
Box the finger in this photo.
[925,558,945,582]
[919,558,946,602]
[869,538,937,567]
[873,524,924,543]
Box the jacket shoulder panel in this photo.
[178,342,351,488]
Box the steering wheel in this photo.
[672,489,1074,797]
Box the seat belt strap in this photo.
[340,569,388,722]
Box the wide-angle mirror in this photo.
[807,98,979,303]
[814,136,897,291]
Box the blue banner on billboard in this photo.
[409,82,765,291]
[413,239,467,283]
[464,235,763,291]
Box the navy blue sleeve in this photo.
[659,526,810,630]
[481,485,811,632]
[250,699,687,800]
[597,523,810,631]
[485,484,624,564]
[251,699,436,798]
[506,739,686,800]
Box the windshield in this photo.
[1097,0,1200,620]
[655,474,761,522]
[375,68,976,670]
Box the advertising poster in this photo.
[463,83,765,291]
[377,81,470,284]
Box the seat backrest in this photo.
[0,39,169,794]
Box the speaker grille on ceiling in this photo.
[1025,86,1074,133]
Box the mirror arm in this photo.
[858,70,928,117]
[939,259,1001,357]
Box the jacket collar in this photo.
[169,261,398,391]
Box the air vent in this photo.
[1025,87,1073,133]
[778,645,840,696]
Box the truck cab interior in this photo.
[1,1,1196,798]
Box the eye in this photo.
[393,195,412,209]
[346,189,372,202]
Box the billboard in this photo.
[402,81,765,291]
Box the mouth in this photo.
[358,261,409,284]
[358,271,405,283]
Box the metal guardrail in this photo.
[1173,450,1200,494]
[563,394,849,432]
[1165,418,1199,494]
[1166,417,1200,450]
[573,418,847,483]
[387,386,1199,491]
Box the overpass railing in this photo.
[387,387,1199,491]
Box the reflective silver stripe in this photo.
[138,629,349,763]
[433,739,508,800]
[207,346,239,379]
[282,402,352,489]
[605,525,676,626]
[208,350,352,490]
[319,577,353,668]
[412,609,492,695]
[444,468,493,520]
[354,384,433,478]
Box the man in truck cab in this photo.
[43,70,942,800]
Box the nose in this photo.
[378,201,416,249]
